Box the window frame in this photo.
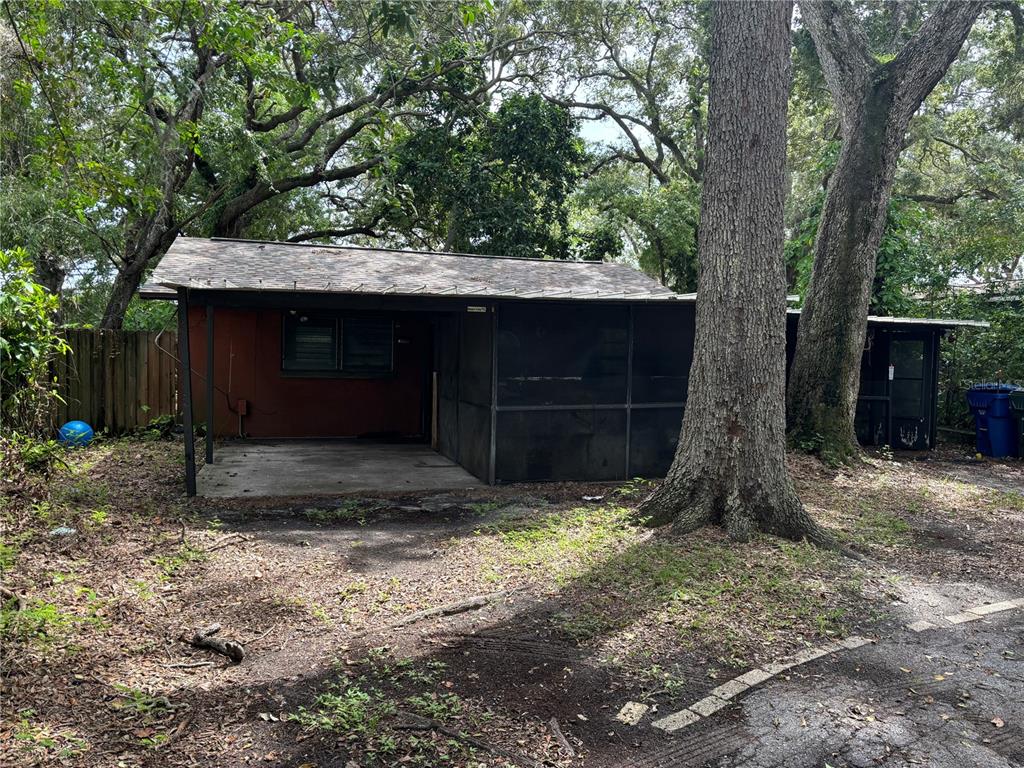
[280,312,395,378]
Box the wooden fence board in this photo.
[56,329,179,433]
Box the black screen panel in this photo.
[629,407,683,478]
[459,311,493,406]
[631,305,693,403]
[497,303,628,406]
[495,408,626,482]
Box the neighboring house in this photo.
[142,237,985,495]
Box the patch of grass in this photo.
[111,684,174,719]
[87,507,110,527]
[288,652,480,767]
[110,685,180,747]
[466,501,499,515]
[288,682,394,735]
[614,477,655,498]
[303,500,376,524]
[633,663,688,699]
[1,597,84,647]
[55,474,109,507]
[309,603,332,624]
[487,505,637,583]
[993,490,1024,512]
[480,563,503,584]
[278,595,334,624]
[129,579,157,601]
[338,580,368,600]
[849,509,911,547]
[29,500,62,527]
[405,692,463,722]
[151,544,207,580]
[396,659,448,686]
[0,538,20,573]
[553,608,613,642]
[12,709,89,759]
[549,533,858,665]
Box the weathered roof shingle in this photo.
[150,237,681,302]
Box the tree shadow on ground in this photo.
[123,516,869,768]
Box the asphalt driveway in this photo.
[623,610,1024,768]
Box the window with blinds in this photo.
[282,313,393,375]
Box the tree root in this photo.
[638,471,847,552]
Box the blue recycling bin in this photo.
[966,384,1022,458]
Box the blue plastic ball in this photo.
[59,420,94,447]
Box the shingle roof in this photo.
[149,237,682,302]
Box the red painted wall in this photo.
[187,307,429,438]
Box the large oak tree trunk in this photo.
[786,1,983,460]
[640,0,822,543]
[785,85,904,460]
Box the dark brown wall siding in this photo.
[187,306,429,439]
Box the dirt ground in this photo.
[2,438,1022,767]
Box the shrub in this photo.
[0,249,69,436]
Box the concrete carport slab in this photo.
[197,440,483,497]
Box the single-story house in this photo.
[142,237,986,496]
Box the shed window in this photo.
[282,314,393,375]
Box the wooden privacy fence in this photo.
[56,329,180,433]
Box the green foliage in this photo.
[0,249,68,435]
[11,711,89,760]
[404,692,463,721]
[384,93,585,258]
[1,596,81,648]
[137,414,177,441]
[2,0,1020,354]
[574,170,700,289]
[936,291,1024,428]
[151,545,207,580]
[490,505,636,583]
[6,435,66,474]
[288,682,394,735]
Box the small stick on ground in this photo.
[161,660,216,669]
[385,591,503,628]
[394,711,546,768]
[189,623,245,663]
[548,717,575,757]
[203,534,251,553]
[152,714,193,751]
[349,590,507,641]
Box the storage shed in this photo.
[143,237,984,496]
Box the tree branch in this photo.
[799,1,874,128]
[286,225,381,243]
[889,1,985,122]
[215,156,384,235]
[545,95,671,185]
